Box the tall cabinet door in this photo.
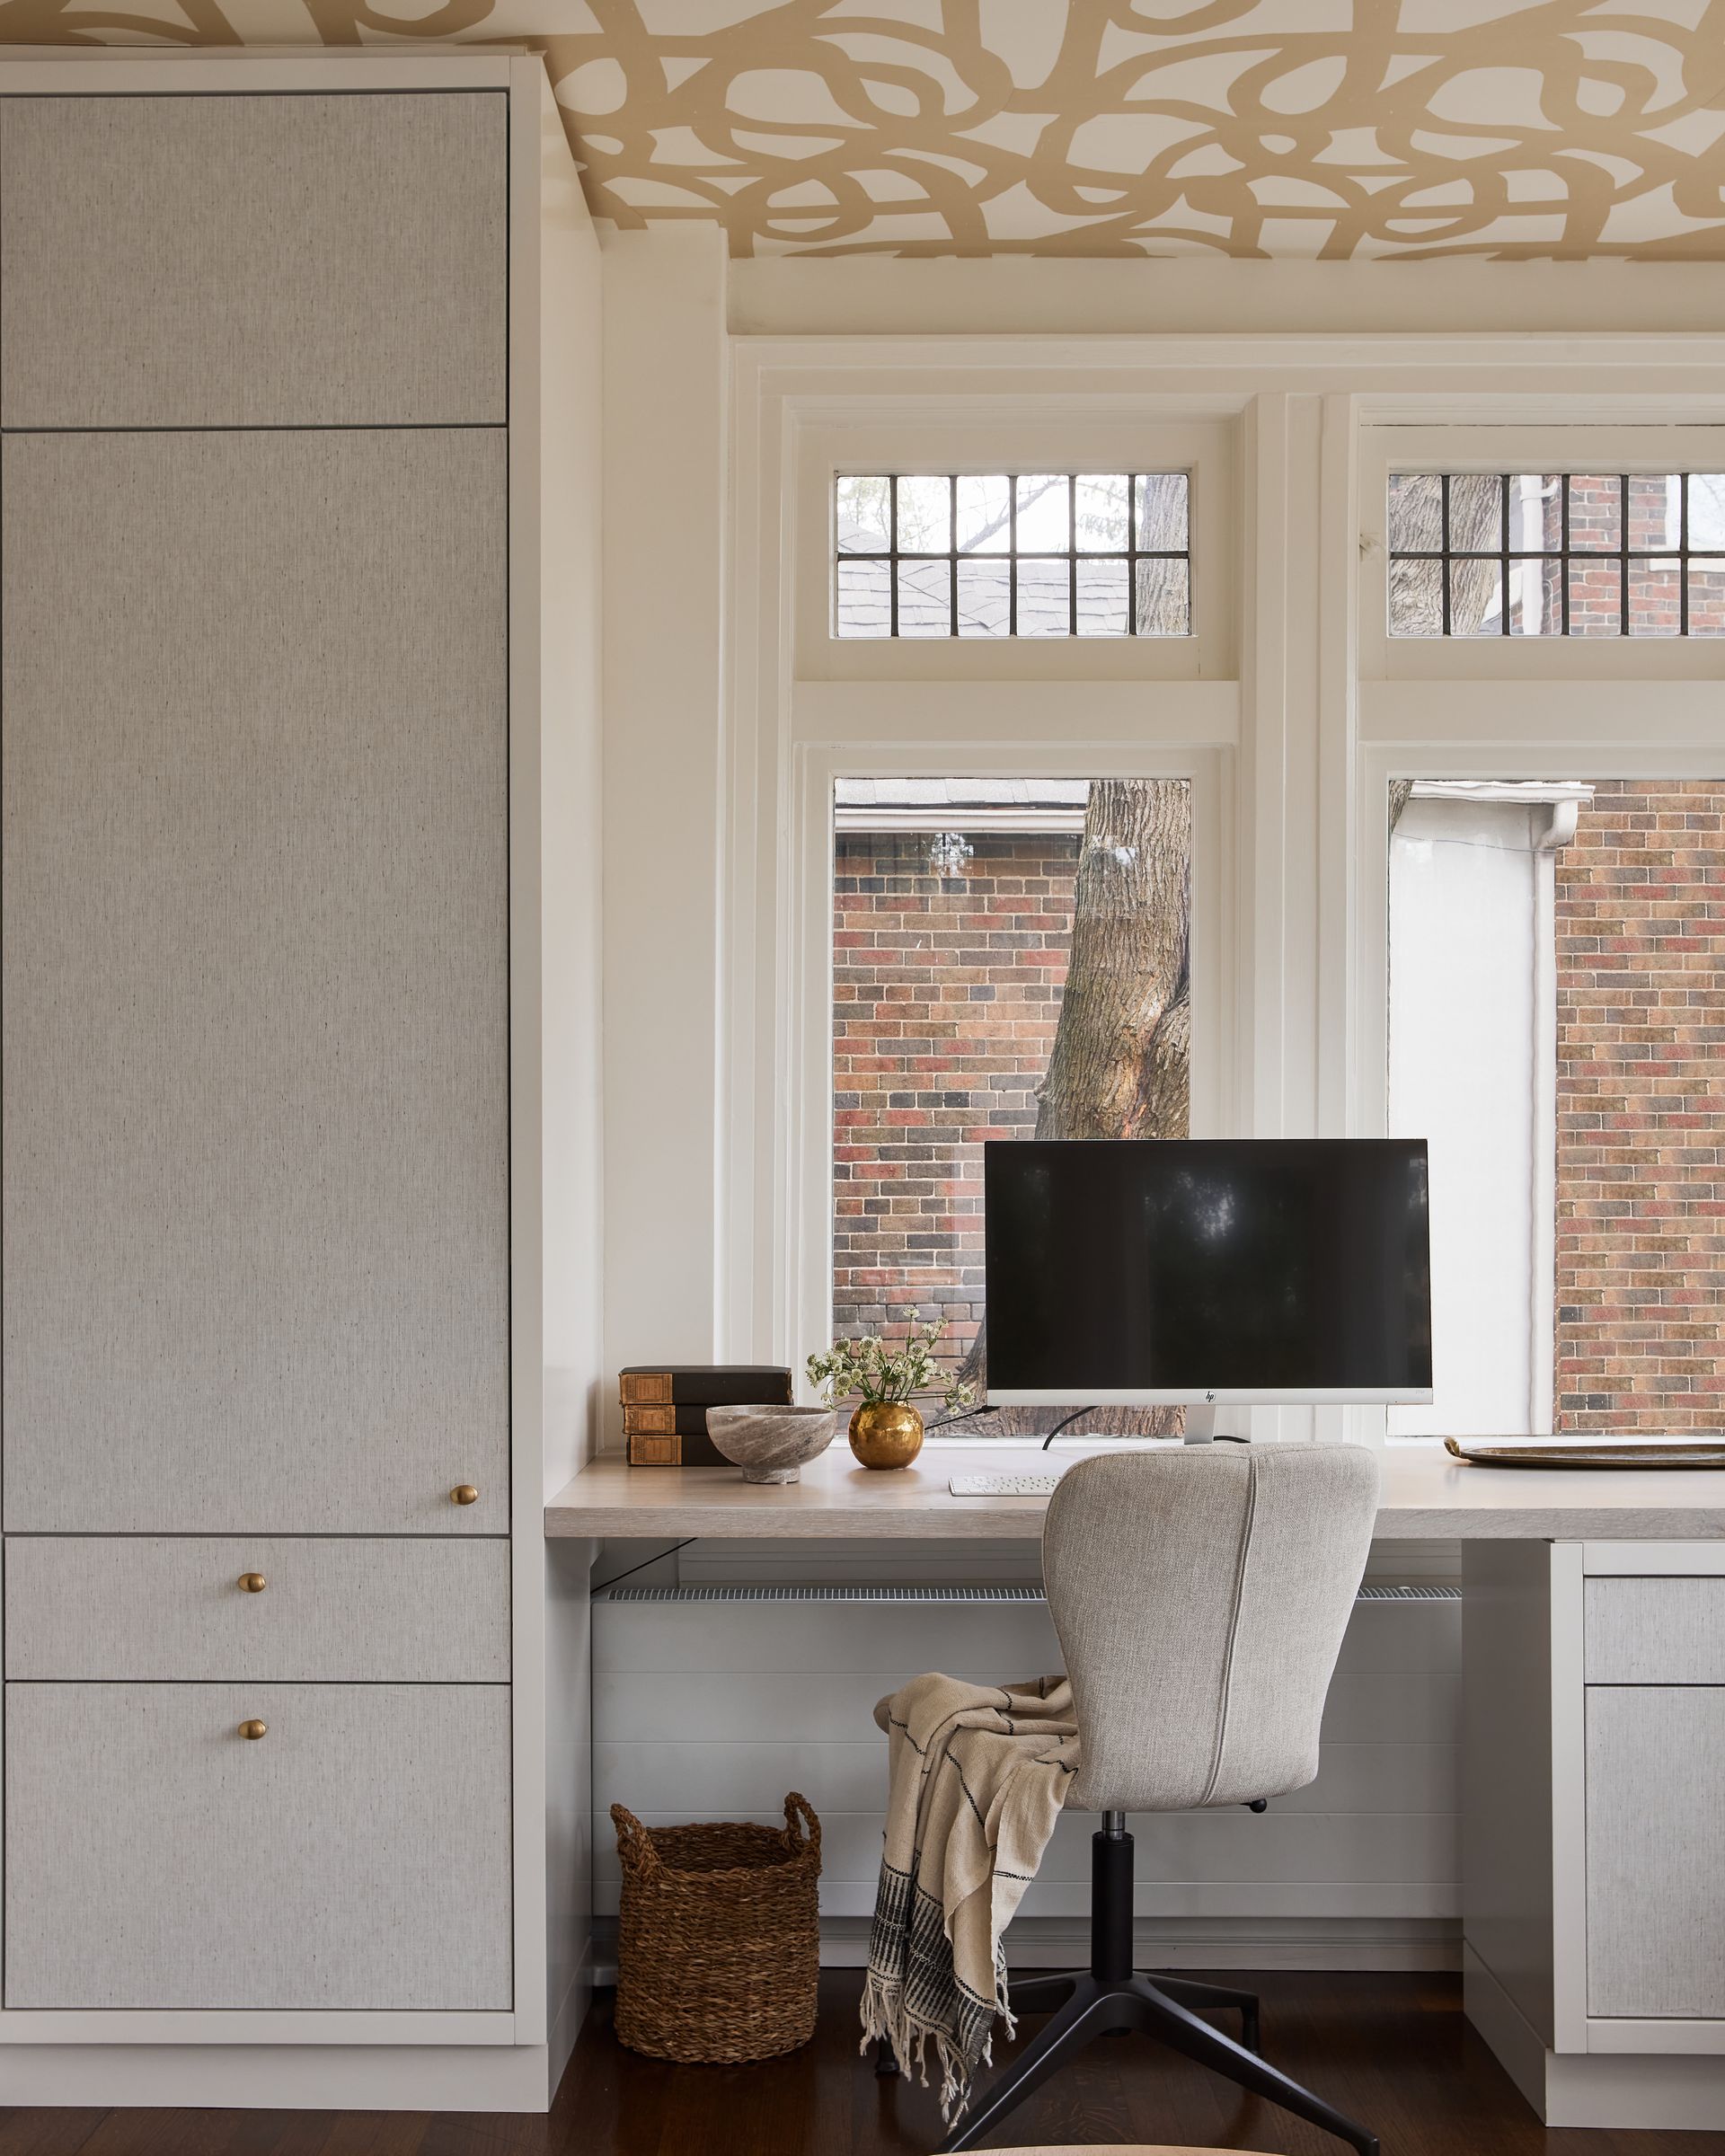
[0,92,506,429]
[2,429,509,1533]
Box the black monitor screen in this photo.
[984,1139,1433,1401]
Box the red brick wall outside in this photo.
[1526,474,1725,636]
[834,786,1725,1426]
[1554,780,1725,1431]
[833,830,1078,1379]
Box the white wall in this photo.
[1388,798,1544,1440]
[599,225,730,1448]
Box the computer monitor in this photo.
[983,1138,1433,1407]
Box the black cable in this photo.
[1041,1406,1100,1452]
[590,1538,695,1596]
[926,1404,1004,1432]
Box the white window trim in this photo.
[727,332,1725,1445]
[800,418,1235,679]
[792,738,1233,1410]
[1360,422,1725,680]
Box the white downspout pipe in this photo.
[1530,797,1581,1436]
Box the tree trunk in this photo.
[1031,779,1190,1142]
[1388,473,1500,636]
[954,778,1190,1432]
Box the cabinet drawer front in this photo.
[0,93,506,427]
[1586,1577,1725,1683]
[4,1540,509,1682]
[5,1684,512,2010]
[1587,1687,1725,2019]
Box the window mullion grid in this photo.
[1619,471,1630,637]
[948,474,958,639]
[1068,476,1077,637]
[1560,473,1570,636]
[889,474,899,639]
[1500,471,1511,637]
[1008,474,1018,638]
[1128,474,1138,639]
[1435,474,1445,629]
[1681,473,1691,638]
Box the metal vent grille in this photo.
[602,1584,1047,1604]
[600,1582,1460,1605]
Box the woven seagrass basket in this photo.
[611,1792,821,2063]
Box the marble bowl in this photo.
[705,1404,836,1484]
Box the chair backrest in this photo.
[1041,1445,1379,1814]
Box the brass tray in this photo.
[1445,1436,1725,1470]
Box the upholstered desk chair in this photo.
[946,1444,1380,2156]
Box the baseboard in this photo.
[547,1936,599,2102]
[1462,1943,1551,2118]
[0,2042,553,2111]
[1464,1943,1725,2130]
[1546,2050,1725,2132]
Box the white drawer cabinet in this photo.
[1585,1577,1725,1683]
[4,1683,513,2010]
[1464,1542,1725,2132]
[4,1539,510,1683]
[1586,1686,1725,2019]
[0,92,507,428]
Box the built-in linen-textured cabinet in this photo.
[1464,1541,1725,2129]
[0,53,600,2111]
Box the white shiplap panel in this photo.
[594,1738,1455,1819]
[592,1596,1462,1929]
[591,1596,1458,1676]
[590,1810,1459,1890]
[592,1667,1460,1746]
[592,1809,1459,1911]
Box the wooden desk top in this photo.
[544,1439,1725,1542]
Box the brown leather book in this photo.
[626,1428,725,1468]
[618,1365,793,1408]
[623,1402,726,1437]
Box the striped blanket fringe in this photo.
[858,1671,1079,2122]
[859,1859,1014,2116]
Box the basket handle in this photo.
[783,1791,820,1863]
[611,1803,662,1883]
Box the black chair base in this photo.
[932,1827,1379,2156]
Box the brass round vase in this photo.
[848,1399,924,1471]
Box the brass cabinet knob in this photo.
[450,1484,480,1506]
[237,1719,268,1741]
[237,1572,268,1594]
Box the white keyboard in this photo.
[948,1472,1066,1498]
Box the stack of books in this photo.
[620,1365,795,1466]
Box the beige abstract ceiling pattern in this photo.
[4,2,1725,259]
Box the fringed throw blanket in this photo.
[860,1672,1077,2120]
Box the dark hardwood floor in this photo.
[1,1973,1721,2155]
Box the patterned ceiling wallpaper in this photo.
[3,2,1724,260]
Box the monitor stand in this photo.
[1184,1404,1216,1445]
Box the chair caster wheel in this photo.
[874,2040,901,2078]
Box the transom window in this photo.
[834,473,1190,639]
[1388,472,1725,638]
